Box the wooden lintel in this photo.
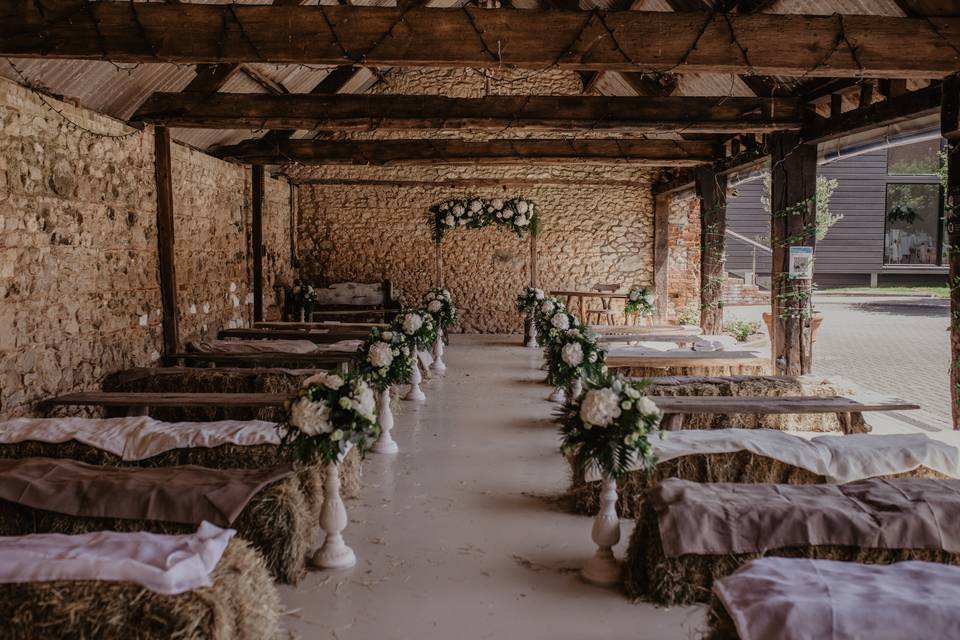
[3,5,959,78]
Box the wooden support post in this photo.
[153,126,179,361]
[653,192,670,323]
[529,233,539,288]
[941,74,960,430]
[695,166,727,334]
[435,243,444,288]
[252,165,265,323]
[769,132,818,376]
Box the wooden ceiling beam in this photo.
[800,84,941,144]
[5,5,959,78]
[210,138,720,166]
[133,93,801,133]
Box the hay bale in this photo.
[0,538,281,640]
[565,447,947,517]
[642,375,859,432]
[0,477,311,585]
[623,499,960,606]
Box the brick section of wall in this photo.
[0,78,293,417]
[723,278,770,305]
[664,193,702,322]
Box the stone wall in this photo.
[0,78,293,417]
[292,67,666,333]
[296,164,656,333]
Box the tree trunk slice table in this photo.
[218,327,370,342]
[649,394,920,435]
[39,392,290,416]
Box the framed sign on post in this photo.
[788,246,814,280]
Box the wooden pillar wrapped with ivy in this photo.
[695,166,727,334]
[941,74,960,430]
[769,132,818,376]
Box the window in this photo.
[883,140,946,267]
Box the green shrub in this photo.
[724,319,761,342]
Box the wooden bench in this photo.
[38,392,290,416]
[169,351,354,370]
[254,321,389,330]
[217,327,370,342]
[650,394,921,433]
[606,351,765,370]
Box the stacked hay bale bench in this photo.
[625,478,960,605]
[218,326,372,342]
[0,456,314,584]
[567,429,953,517]
[641,374,876,432]
[0,524,281,640]
[706,557,960,640]
[605,351,771,377]
[302,280,401,323]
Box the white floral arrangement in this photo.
[428,196,540,243]
[281,372,380,465]
[625,286,656,316]
[354,327,413,391]
[423,287,457,330]
[534,297,577,344]
[557,375,663,479]
[545,326,606,387]
[391,308,437,352]
[515,286,545,315]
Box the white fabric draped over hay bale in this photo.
[710,558,960,640]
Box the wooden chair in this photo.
[584,283,621,326]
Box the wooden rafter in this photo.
[4,5,959,78]
[210,138,719,166]
[801,84,941,144]
[133,93,801,133]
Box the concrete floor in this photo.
[279,335,704,640]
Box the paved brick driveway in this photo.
[726,295,952,430]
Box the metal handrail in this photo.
[726,229,772,254]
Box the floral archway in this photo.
[427,196,541,288]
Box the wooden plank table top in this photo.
[170,351,354,369]
[254,321,388,329]
[549,290,630,299]
[649,395,920,415]
[39,392,290,410]
[597,334,699,344]
[606,351,765,369]
[589,324,702,336]
[218,327,370,342]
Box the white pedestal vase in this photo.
[524,317,540,348]
[548,386,567,403]
[569,377,584,400]
[581,475,621,586]
[370,387,398,454]
[312,458,356,570]
[431,331,447,374]
[404,355,427,402]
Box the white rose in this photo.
[539,300,555,315]
[624,386,640,399]
[452,204,465,216]
[561,341,584,367]
[621,400,633,410]
[502,209,514,219]
[368,341,394,368]
[492,199,504,210]
[516,200,529,214]
[290,397,333,436]
[402,313,424,334]
[579,388,622,428]
[350,382,377,421]
[444,214,455,227]
[534,289,545,299]
[428,299,443,313]
[588,351,597,363]
[515,215,528,227]
[381,331,394,341]
[301,373,328,388]
[637,396,662,418]
[470,200,482,213]
[551,313,570,331]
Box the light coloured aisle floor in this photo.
[279,334,703,639]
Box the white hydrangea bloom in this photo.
[428,300,443,313]
[551,313,570,331]
[368,341,394,368]
[580,388,622,428]
[402,313,424,334]
[444,214,455,227]
[539,300,555,315]
[516,200,529,214]
[492,199,504,210]
[637,396,662,418]
[515,215,528,227]
[350,382,377,421]
[561,341,584,367]
[452,204,465,216]
[301,371,343,390]
[469,200,482,213]
[534,289,545,299]
[291,397,333,436]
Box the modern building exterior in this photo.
[726,136,949,288]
